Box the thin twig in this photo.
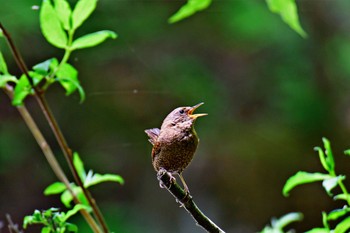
[0,23,108,233]
[158,172,225,233]
[6,214,22,233]
[3,85,102,233]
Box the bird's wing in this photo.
[144,128,160,145]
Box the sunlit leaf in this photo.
[56,63,85,102]
[71,30,117,50]
[334,194,350,203]
[314,146,329,172]
[271,212,303,229]
[28,71,45,86]
[0,74,17,87]
[41,226,50,233]
[66,223,78,233]
[54,0,72,30]
[344,149,350,156]
[322,176,345,196]
[334,216,350,233]
[85,173,124,188]
[169,0,212,23]
[283,171,331,197]
[72,0,97,30]
[304,228,330,233]
[44,182,67,195]
[33,58,59,75]
[73,152,86,182]
[40,0,68,48]
[13,74,33,106]
[322,137,335,171]
[328,207,350,221]
[0,51,9,74]
[266,0,306,38]
[62,204,91,222]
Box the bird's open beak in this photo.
[188,102,208,119]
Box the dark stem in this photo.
[0,23,109,233]
[158,172,225,233]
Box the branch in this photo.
[6,214,22,233]
[158,172,225,233]
[0,23,108,233]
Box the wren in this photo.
[145,102,207,193]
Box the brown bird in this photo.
[145,102,207,193]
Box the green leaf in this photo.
[283,171,331,197]
[0,51,9,74]
[29,71,45,86]
[40,0,68,48]
[344,149,350,156]
[33,58,59,75]
[334,194,350,202]
[13,74,33,106]
[0,74,17,87]
[266,0,307,38]
[53,0,72,30]
[61,189,74,208]
[41,227,51,233]
[271,212,303,229]
[85,173,124,188]
[56,63,85,102]
[328,207,350,221]
[323,137,335,171]
[334,216,350,233]
[23,216,34,229]
[305,228,330,233]
[44,182,67,195]
[73,152,86,182]
[62,204,91,222]
[168,0,212,23]
[65,223,78,233]
[71,0,97,30]
[322,211,330,229]
[322,176,345,196]
[314,146,330,172]
[71,30,117,50]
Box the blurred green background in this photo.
[1,0,350,232]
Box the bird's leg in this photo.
[157,168,176,189]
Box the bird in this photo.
[145,102,207,193]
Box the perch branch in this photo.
[158,172,225,233]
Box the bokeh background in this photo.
[1,0,350,232]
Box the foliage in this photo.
[260,212,303,233]
[170,0,306,37]
[281,138,350,232]
[23,205,90,233]
[44,153,124,208]
[0,0,117,105]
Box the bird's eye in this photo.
[179,109,185,114]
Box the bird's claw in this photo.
[157,168,176,189]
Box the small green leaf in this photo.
[44,182,67,195]
[322,176,345,196]
[13,74,33,106]
[33,58,59,75]
[40,0,68,48]
[169,0,212,23]
[314,146,329,172]
[322,137,335,171]
[73,152,86,182]
[41,226,50,233]
[334,194,350,202]
[56,63,85,102]
[322,211,330,229]
[0,74,17,87]
[283,171,331,197]
[305,228,330,233]
[344,149,350,156]
[23,216,34,228]
[66,223,78,233]
[328,207,350,221]
[334,216,350,233]
[0,51,9,74]
[53,0,72,30]
[62,204,91,222]
[271,212,303,229]
[72,0,97,30]
[85,173,124,188]
[29,71,45,86]
[0,29,3,37]
[61,189,74,208]
[266,0,307,38]
[71,30,117,50]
